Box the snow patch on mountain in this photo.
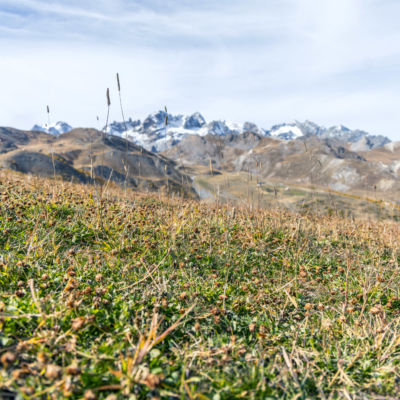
[105,111,251,152]
[31,111,391,152]
[107,114,391,152]
[265,120,390,149]
[268,124,303,140]
[32,121,72,135]
[384,141,400,153]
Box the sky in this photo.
[1,0,400,140]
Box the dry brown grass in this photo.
[1,170,400,399]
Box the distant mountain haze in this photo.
[32,110,391,152]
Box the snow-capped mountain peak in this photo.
[31,111,391,152]
[108,118,140,133]
[32,121,72,135]
[183,112,206,129]
[268,123,304,140]
[331,124,350,132]
[105,111,250,152]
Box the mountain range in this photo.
[0,110,395,197]
[162,131,400,192]
[32,110,391,152]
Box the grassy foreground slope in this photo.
[1,171,400,399]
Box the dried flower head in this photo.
[1,352,16,368]
[45,364,61,380]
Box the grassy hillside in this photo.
[1,171,400,399]
[194,171,400,221]
[0,127,195,197]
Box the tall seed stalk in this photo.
[97,88,111,229]
[116,73,130,197]
[164,106,169,196]
[164,106,168,147]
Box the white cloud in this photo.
[0,0,400,140]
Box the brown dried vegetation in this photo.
[0,170,400,399]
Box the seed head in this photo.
[83,287,92,295]
[37,352,47,364]
[45,364,61,380]
[106,88,111,107]
[179,291,187,300]
[143,373,161,389]
[66,363,81,376]
[370,305,382,315]
[116,73,121,92]
[1,352,16,367]
[84,389,96,400]
[72,317,85,331]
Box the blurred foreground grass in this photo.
[1,171,400,399]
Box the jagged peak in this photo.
[32,121,72,135]
[31,112,391,152]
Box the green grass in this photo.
[1,171,400,399]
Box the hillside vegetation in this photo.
[0,127,194,197]
[193,171,400,221]
[1,171,400,399]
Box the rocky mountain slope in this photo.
[0,127,194,196]
[163,132,400,192]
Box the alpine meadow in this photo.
[2,1,400,399]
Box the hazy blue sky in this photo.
[1,0,400,139]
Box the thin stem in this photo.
[117,73,129,197]
[98,89,111,230]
